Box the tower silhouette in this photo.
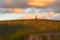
[33,8,38,20]
[35,14,37,20]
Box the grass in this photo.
[0,19,60,40]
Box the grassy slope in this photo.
[0,19,60,40]
[0,19,60,32]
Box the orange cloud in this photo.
[37,14,43,19]
[0,8,24,13]
[23,14,35,19]
[27,0,55,7]
[48,12,55,17]
[12,8,24,13]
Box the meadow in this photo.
[0,19,60,40]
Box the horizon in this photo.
[0,0,60,21]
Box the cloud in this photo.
[0,12,60,20]
[0,0,28,8]
[0,0,60,13]
[27,0,56,7]
[0,14,26,21]
[20,12,60,20]
[22,14,35,19]
[0,8,25,13]
[12,8,25,13]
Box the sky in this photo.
[0,0,59,8]
[0,0,60,8]
[0,0,60,20]
[0,13,60,21]
[0,0,28,8]
[0,0,60,13]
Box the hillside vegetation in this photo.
[0,19,60,40]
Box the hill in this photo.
[0,19,60,40]
[0,19,60,32]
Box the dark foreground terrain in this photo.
[0,19,60,40]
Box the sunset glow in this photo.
[27,0,55,7]
[0,8,24,13]
[12,8,24,13]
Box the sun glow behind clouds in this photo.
[12,8,24,13]
[27,0,56,7]
[0,8,24,13]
